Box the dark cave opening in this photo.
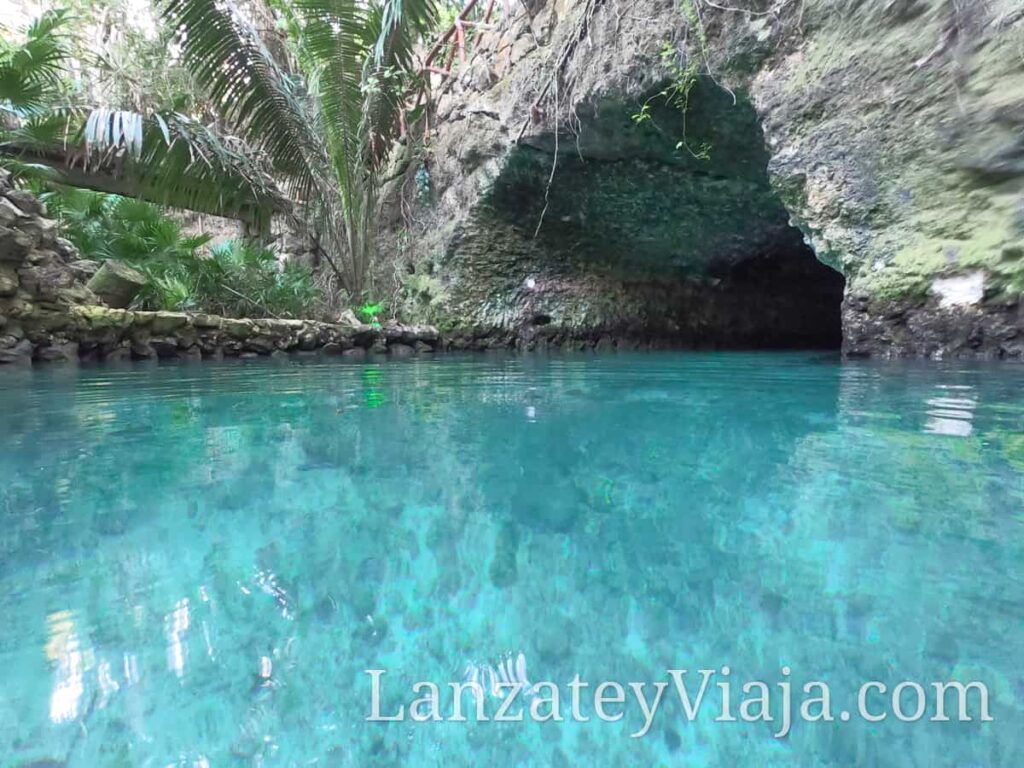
[479,80,846,350]
[702,231,846,350]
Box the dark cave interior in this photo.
[478,80,845,349]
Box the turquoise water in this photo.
[0,353,1022,766]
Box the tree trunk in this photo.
[86,260,147,308]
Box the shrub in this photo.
[40,186,324,317]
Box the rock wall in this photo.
[0,176,439,365]
[30,306,439,363]
[752,0,1024,359]
[382,0,1024,358]
[1,174,101,364]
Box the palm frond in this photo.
[88,109,290,222]
[0,156,64,183]
[373,0,439,70]
[156,0,363,288]
[1,108,74,151]
[158,0,330,203]
[0,9,72,114]
[3,105,291,223]
[285,0,438,294]
[3,0,445,298]
[83,107,145,159]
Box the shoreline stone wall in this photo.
[0,301,441,365]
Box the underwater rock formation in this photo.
[382,0,1024,358]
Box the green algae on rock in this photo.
[380,0,1024,358]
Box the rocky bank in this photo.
[382,0,1024,358]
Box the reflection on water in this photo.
[0,353,1022,766]
[925,385,978,437]
[166,598,190,679]
[46,611,84,725]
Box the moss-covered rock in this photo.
[150,311,190,334]
[380,0,1024,358]
[72,305,134,329]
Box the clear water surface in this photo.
[0,353,1022,767]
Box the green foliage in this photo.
[158,0,441,294]
[397,264,449,322]
[430,0,489,73]
[0,10,75,182]
[3,0,444,298]
[61,0,198,114]
[0,10,71,115]
[0,9,284,218]
[358,301,385,327]
[160,0,328,207]
[77,107,289,223]
[40,187,211,262]
[186,240,325,318]
[41,186,323,317]
[631,41,700,125]
[631,8,713,160]
[991,247,1024,300]
[434,1,468,34]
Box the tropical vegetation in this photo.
[40,186,322,316]
[0,0,464,316]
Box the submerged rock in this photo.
[34,341,78,363]
[489,521,520,588]
[388,342,415,356]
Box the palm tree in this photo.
[151,0,439,295]
[1,0,439,298]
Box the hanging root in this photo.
[519,0,604,237]
[532,77,559,239]
[515,0,604,144]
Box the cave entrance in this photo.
[692,229,845,350]
[486,79,846,349]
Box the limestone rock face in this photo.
[0,337,32,364]
[0,266,17,297]
[381,0,1024,358]
[0,178,98,363]
[85,260,147,308]
[749,1,1024,358]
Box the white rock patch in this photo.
[931,271,985,308]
